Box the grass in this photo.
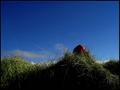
[1,52,119,90]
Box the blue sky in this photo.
[1,1,119,62]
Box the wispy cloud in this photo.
[1,43,69,62]
[95,60,110,63]
[55,43,68,54]
[31,61,36,64]
[2,50,49,58]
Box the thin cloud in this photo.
[31,61,36,64]
[2,50,49,58]
[1,44,69,62]
[96,60,110,64]
[55,43,68,53]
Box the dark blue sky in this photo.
[1,1,119,62]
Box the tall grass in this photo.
[1,53,119,90]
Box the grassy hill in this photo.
[1,53,119,90]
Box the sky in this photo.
[1,1,119,63]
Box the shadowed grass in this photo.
[1,53,119,90]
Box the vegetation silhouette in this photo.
[1,50,119,90]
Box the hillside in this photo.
[1,53,119,90]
